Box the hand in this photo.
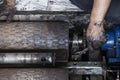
[86,22,106,49]
[0,9,15,22]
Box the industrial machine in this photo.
[0,0,119,80]
[102,26,120,80]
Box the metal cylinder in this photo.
[0,53,54,65]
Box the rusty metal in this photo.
[0,22,69,50]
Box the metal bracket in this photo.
[67,62,104,75]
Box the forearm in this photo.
[90,0,111,23]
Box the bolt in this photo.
[74,57,78,61]
[94,62,97,65]
[73,62,77,65]
[49,1,54,4]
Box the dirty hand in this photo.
[0,0,16,22]
[86,22,106,49]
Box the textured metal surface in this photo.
[0,22,69,50]
[0,12,83,22]
[68,62,103,75]
[70,67,103,75]
[0,53,54,65]
[0,68,68,80]
[15,0,81,11]
[70,75,103,80]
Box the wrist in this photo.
[89,20,105,27]
[90,12,104,22]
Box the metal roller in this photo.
[0,22,69,50]
[0,53,54,65]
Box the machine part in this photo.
[0,14,70,22]
[69,75,82,80]
[70,75,103,80]
[69,25,88,61]
[68,62,104,80]
[72,14,115,29]
[0,68,68,80]
[15,0,80,11]
[0,12,114,28]
[106,71,119,80]
[116,72,120,80]
[0,22,69,64]
[67,62,103,75]
[0,12,83,23]
[0,22,69,50]
[70,75,102,80]
[74,48,88,55]
[69,66,103,75]
[88,49,102,61]
[102,26,120,68]
[0,53,54,67]
[72,14,90,26]
[71,33,83,54]
[90,76,103,80]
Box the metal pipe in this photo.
[0,53,54,65]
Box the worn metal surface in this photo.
[0,68,68,80]
[70,75,103,80]
[0,12,83,22]
[15,0,81,11]
[0,22,69,50]
[68,62,103,75]
[0,53,54,65]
